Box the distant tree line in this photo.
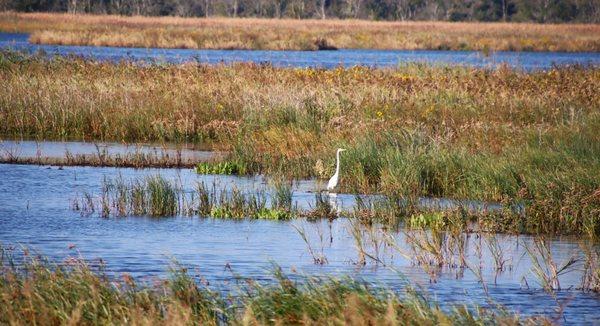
[1,0,599,23]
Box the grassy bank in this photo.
[0,249,546,325]
[0,148,200,168]
[1,51,599,235]
[1,12,599,51]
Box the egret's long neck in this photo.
[334,151,341,176]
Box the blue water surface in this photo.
[1,32,598,70]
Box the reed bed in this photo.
[2,51,600,236]
[0,247,546,325]
[2,12,600,51]
[342,220,600,295]
[76,173,502,229]
[75,175,295,220]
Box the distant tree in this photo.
[474,0,516,21]
[0,0,597,22]
[318,0,326,18]
[287,0,308,18]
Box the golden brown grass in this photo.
[1,12,599,51]
[1,51,599,235]
[0,151,201,168]
[0,249,543,325]
[1,52,597,161]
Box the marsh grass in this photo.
[485,235,514,285]
[404,228,449,281]
[0,247,544,325]
[270,178,293,212]
[77,174,183,217]
[485,235,512,273]
[524,237,579,293]
[79,175,295,220]
[341,217,600,299]
[303,192,338,220]
[113,175,178,217]
[292,223,329,265]
[0,247,227,325]
[146,175,178,216]
[580,243,600,292]
[352,195,412,227]
[0,144,197,168]
[390,227,506,289]
[2,12,599,52]
[196,161,246,174]
[197,181,292,220]
[3,51,600,236]
[466,237,491,296]
[348,218,398,267]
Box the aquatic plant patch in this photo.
[195,161,246,175]
[75,175,295,220]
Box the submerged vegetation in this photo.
[2,50,600,235]
[1,12,600,51]
[0,248,550,325]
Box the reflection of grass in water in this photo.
[0,247,547,325]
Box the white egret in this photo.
[326,148,346,191]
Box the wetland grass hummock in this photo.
[196,161,246,175]
[77,175,294,220]
[3,51,600,236]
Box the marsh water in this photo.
[0,139,221,163]
[1,32,599,70]
[1,161,600,323]
[2,31,600,322]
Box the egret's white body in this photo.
[326,148,346,191]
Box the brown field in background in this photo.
[1,12,599,51]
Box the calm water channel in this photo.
[1,32,599,70]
